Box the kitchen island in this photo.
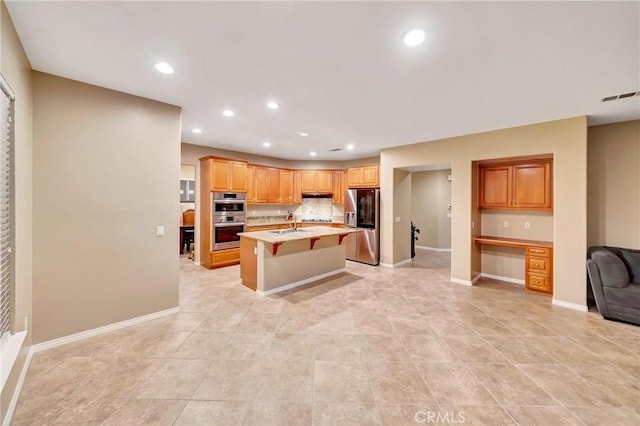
[238,226,359,296]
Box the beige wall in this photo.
[391,169,412,264]
[0,2,33,421]
[32,72,181,343]
[587,120,640,248]
[381,117,587,307]
[411,170,452,249]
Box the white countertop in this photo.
[238,226,358,244]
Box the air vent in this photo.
[328,148,342,152]
[601,91,640,102]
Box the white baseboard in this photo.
[450,277,472,286]
[31,306,180,353]
[257,268,346,297]
[416,245,451,252]
[552,299,588,312]
[480,273,525,285]
[3,346,33,426]
[380,258,412,269]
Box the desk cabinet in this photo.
[478,159,552,210]
[526,246,553,294]
[474,236,553,295]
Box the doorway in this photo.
[180,164,196,258]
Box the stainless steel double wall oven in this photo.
[212,192,246,250]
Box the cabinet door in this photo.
[211,159,230,191]
[246,166,256,203]
[255,167,269,203]
[478,165,512,208]
[347,168,363,187]
[229,161,247,192]
[180,180,188,202]
[513,162,552,210]
[267,168,281,203]
[186,180,195,202]
[361,166,379,187]
[280,170,294,203]
[332,171,342,204]
[316,171,332,192]
[301,171,316,193]
[293,171,302,203]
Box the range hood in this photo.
[301,192,333,198]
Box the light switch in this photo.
[446,213,452,218]
[503,221,509,228]
[395,217,401,223]
[156,226,165,237]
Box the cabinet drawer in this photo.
[526,273,552,293]
[527,257,550,273]
[212,249,240,264]
[526,247,550,257]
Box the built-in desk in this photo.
[474,235,553,295]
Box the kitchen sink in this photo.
[269,229,310,234]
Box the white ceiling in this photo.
[7,1,640,161]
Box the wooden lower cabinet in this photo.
[525,246,553,294]
[240,238,257,291]
[207,247,240,269]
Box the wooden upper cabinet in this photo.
[301,171,333,193]
[293,171,302,203]
[347,165,379,188]
[478,165,512,208]
[280,170,294,203]
[316,171,332,192]
[229,161,247,192]
[301,171,316,193]
[478,158,552,210]
[246,165,256,203]
[267,168,281,203]
[513,162,552,209]
[255,167,269,203]
[332,171,342,204]
[361,166,379,187]
[207,158,248,192]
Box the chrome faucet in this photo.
[286,211,297,230]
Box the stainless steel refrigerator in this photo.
[344,189,380,265]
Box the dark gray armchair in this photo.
[587,246,640,326]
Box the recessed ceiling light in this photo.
[262,142,271,147]
[299,132,309,137]
[155,62,174,74]
[403,29,426,46]
[222,109,235,117]
[346,144,355,150]
[192,128,202,134]
[266,101,280,109]
[310,151,317,157]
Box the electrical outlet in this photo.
[503,221,509,228]
[395,217,401,223]
[524,222,531,229]
[156,226,165,237]
[446,213,452,218]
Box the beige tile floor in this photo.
[12,250,640,425]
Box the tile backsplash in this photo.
[246,200,343,222]
[300,198,333,221]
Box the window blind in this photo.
[0,74,14,344]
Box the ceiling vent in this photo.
[601,91,640,102]
[328,148,342,152]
